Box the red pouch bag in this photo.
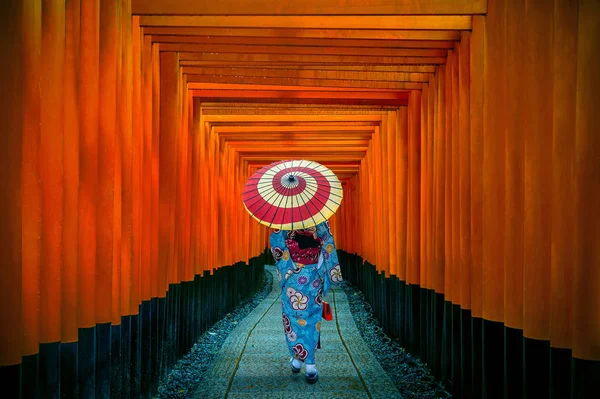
[322,301,333,321]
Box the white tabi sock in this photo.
[291,358,303,369]
[305,364,317,375]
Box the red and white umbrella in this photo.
[242,160,343,230]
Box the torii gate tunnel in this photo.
[0,0,598,398]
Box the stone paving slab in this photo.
[194,266,402,399]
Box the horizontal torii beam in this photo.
[139,15,472,30]
[142,27,462,41]
[133,0,486,16]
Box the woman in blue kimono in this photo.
[269,220,343,384]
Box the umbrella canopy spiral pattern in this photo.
[242,160,343,230]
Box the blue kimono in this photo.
[269,221,343,365]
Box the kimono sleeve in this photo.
[269,230,296,290]
[317,221,343,296]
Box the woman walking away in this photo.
[269,220,343,384]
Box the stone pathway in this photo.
[194,266,402,399]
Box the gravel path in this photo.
[339,282,450,399]
[156,271,274,399]
[157,269,449,399]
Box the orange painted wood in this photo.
[143,26,462,41]
[426,77,436,292]
[186,74,423,90]
[159,51,178,294]
[203,114,383,123]
[140,34,152,301]
[549,0,577,351]
[433,66,445,295]
[375,118,386,272]
[573,0,600,362]
[421,76,437,289]
[40,0,65,342]
[21,0,42,356]
[469,16,484,319]
[191,89,409,102]
[96,0,118,324]
[396,108,409,280]
[0,0,25,366]
[482,0,506,323]
[419,86,429,290]
[190,97,201,274]
[451,50,461,307]
[178,51,446,66]
[111,0,123,327]
[444,58,453,302]
[522,0,553,342]
[120,0,134,317]
[152,35,455,50]
[197,104,208,272]
[119,0,133,319]
[78,0,99,328]
[161,43,446,58]
[407,91,421,287]
[130,12,142,317]
[132,0,486,16]
[151,43,161,296]
[63,0,80,341]
[183,63,438,73]
[450,50,460,307]
[422,82,433,291]
[182,67,431,83]
[139,15,472,30]
[457,35,471,310]
[503,0,524,330]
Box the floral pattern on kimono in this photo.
[270,221,342,365]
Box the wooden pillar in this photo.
[451,50,461,309]
[190,100,200,274]
[373,121,384,272]
[502,1,526,395]
[419,86,429,292]
[426,79,436,294]
[407,90,421,287]
[434,66,445,298]
[120,0,133,319]
[469,15,485,399]
[444,57,453,306]
[386,112,397,276]
[397,108,408,282]
[0,0,25,370]
[550,0,578,353]
[522,0,553,340]
[131,16,141,317]
[457,33,472,310]
[482,0,506,396]
[97,0,117,325]
[151,42,160,295]
[442,54,453,382]
[140,34,152,302]
[573,0,600,364]
[549,1,578,397]
[159,51,179,294]
[111,0,123,328]
[457,32,473,397]
[77,2,99,395]
[503,0,525,341]
[450,48,461,393]
[21,0,42,360]
[39,0,65,359]
[63,0,80,344]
